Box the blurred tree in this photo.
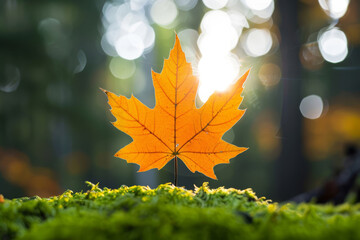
[0,0,135,197]
[276,0,307,201]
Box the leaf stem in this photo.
[174,156,178,187]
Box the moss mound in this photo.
[1,182,360,239]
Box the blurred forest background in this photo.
[0,0,359,201]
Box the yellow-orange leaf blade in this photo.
[177,70,250,178]
[180,139,247,179]
[152,35,199,150]
[103,35,249,179]
[102,90,173,170]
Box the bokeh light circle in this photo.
[227,10,249,37]
[115,34,144,60]
[101,2,154,59]
[198,10,238,56]
[198,29,238,56]
[250,0,274,20]
[258,63,281,87]
[0,65,21,93]
[202,0,228,10]
[318,0,349,19]
[200,10,231,32]
[243,29,272,57]
[109,58,136,79]
[299,95,324,119]
[243,0,272,11]
[175,0,198,11]
[150,0,178,27]
[318,28,348,63]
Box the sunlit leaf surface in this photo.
[103,35,249,179]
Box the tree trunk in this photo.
[276,0,307,201]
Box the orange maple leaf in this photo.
[103,35,249,179]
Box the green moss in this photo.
[1,182,360,239]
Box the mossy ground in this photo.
[1,182,360,240]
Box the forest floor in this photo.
[1,182,360,239]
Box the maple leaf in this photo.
[102,35,249,179]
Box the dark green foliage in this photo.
[1,182,360,240]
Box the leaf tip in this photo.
[204,170,218,180]
[99,87,109,95]
[242,68,251,83]
[239,147,249,154]
[151,68,159,77]
[234,68,251,90]
[137,165,150,173]
[210,174,218,180]
[173,33,182,51]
